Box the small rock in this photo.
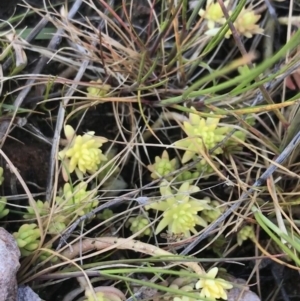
[227,278,261,301]
[0,227,20,301]
[17,286,42,301]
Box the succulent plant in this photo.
[58,124,108,181]
[237,225,255,246]
[225,7,264,39]
[126,214,151,237]
[198,0,229,30]
[87,79,111,99]
[147,150,179,180]
[23,199,49,219]
[0,197,9,219]
[174,108,229,164]
[195,267,233,301]
[56,182,98,218]
[201,199,224,223]
[146,181,212,237]
[13,223,41,256]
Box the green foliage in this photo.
[0,197,9,219]
[13,224,41,256]
[237,225,255,246]
[147,150,179,180]
[174,108,229,163]
[126,214,151,237]
[23,200,49,219]
[146,181,211,237]
[201,199,224,223]
[58,124,108,181]
[0,167,4,186]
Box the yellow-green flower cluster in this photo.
[23,199,49,219]
[199,1,263,39]
[56,182,97,217]
[146,181,211,237]
[13,224,41,256]
[237,225,255,246]
[199,0,229,29]
[195,267,233,301]
[201,199,224,223]
[48,182,97,234]
[126,214,151,237]
[168,277,197,301]
[194,158,217,178]
[59,125,108,181]
[0,197,9,219]
[87,79,111,99]
[225,7,264,39]
[98,208,114,221]
[174,108,229,164]
[224,130,246,155]
[163,270,232,301]
[175,170,199,184]
[148,150,179,180]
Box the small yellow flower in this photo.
[59,125,108,180]
[146,181,211,237]
[195,267,233,301]
[199,0,230,29]
[225,7,264,39]
[235,8,263,38]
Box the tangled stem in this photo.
[61,237,204,275]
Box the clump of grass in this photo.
[1,0,300,300]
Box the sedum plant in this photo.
[225,6,264,39]
[126,213,151,237]
[59,124,108,181]
[195,267,233,301]
[87,79,111,99]
[13,223,41,256]
[237,225,255,246]
[22,182,97,235]
[201,198,224,223]
[147,150,179,180]
[0,197,9,219]
[51,182,97,234]
[199,0,229,30]
[174,108,229,164]
[145,181,212,237]
[164,276,197,301]
[23,199,49,219]
[199,1,264,39]
[55,182,98,218]
[98,208,114,221]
